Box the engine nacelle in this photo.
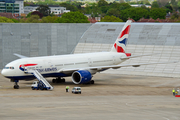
[72,70,92,84]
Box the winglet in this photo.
[14,53,28,59]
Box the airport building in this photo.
[0,0,24,16]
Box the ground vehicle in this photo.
[72,87,81,94]
[31,81,49,90]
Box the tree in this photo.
[26,12,32,18]
[10,18,19,23]
[170,12,179,20]
[120,7,149,21]
[55,11,90,23]
[90,3,101,17]
[151,1,159,8]
[36,5,50,17]
[25,15,41,23]
[149,8,166,19]
[101,6,109,14]
[0,16,14,23]
[41,16,58,23]
[120,0,125,3]
[165,2,173,13]
[101,15,123,22]
[157,0,169,7]
[98,0,108,7]
[60,3,78,12]
[19,15,41,23]
[31,11,43,18]
[142,0,151,5]
[171,0,179,11]
[107,8,120,18]
[109,2,131,11]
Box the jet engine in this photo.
[72,70,92,84]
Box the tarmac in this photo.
[0,72,180,120]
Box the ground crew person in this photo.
[66,86,69,92]
[172,88,175,96]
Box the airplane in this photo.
[1,20,177,90]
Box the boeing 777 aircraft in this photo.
[1,20,177,90]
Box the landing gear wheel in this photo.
[52,77,65,83]
[13,80,19,89]
[90,80,94,84]
[14,85,19,89]
[52,79,56,83]
[62,78,65,83]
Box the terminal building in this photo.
[0,0,24,16]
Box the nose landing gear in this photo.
[13,80,19,89]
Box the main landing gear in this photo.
[52,77,65,83]
[13,80,19,89]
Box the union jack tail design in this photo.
[110,20,132,53]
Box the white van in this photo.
[72,87,81,94]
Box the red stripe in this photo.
[114,43,125,53]
[125,53,131,57]
[119,25,131,38]
[117,46,125,53]
[114,43,117,49]
[19,64,37,68]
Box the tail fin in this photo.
[110,20,132,53]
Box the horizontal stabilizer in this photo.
[121,53,160,60]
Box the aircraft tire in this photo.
[91,80,94,84]
[52,79,56,83]
[14,85,19,89]
[62,79,65,83]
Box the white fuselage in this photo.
[1,52,127,80]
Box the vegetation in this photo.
[55,11,90,23]
[0,16,14,23]
[149,8,166,19]
[120,7,149,21]
[36,5,51,17]
[100,15,123,22]
[1,0,180,23]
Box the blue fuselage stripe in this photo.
[5,72,69,80]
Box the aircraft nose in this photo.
[1,69,7,77]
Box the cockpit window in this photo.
[4,67,14,69]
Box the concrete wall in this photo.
[74,22,180,78]
[0,23,92,68]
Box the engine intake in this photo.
[72,70,92,84]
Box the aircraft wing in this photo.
[14,53,28,59]
[58,61,178,74]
